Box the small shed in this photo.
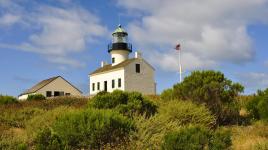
[18,76,82,100]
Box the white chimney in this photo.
[101,61,107,67]
[135,51,142,59]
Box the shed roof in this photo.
[19,76,82,96]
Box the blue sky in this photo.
[0,0,268,96]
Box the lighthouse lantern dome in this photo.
[112,24,128,43]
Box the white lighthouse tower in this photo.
[108,24,132,66]
[89,24,156,95]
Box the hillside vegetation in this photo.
[1,70,268,150]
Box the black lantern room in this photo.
[108,24,132,53]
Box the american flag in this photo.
[175,44,181,50]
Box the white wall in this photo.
[18,93,34,100]
[124,59,156,95]
[110,50,129,66]
[89,69,125,95]
[38,77,82,96]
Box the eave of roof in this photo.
[19,76,83,96]
[19,76,59,96]
[89,58,136,75]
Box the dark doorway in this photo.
[104,81,107,91]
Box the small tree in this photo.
[171,70,244,125]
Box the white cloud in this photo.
[0,0,25,26]
[237,72,268,92]
[117,0,268,71]
[25,6,107,55]
[0,1,107,68]
[46,56,86,68]
[0,13,21,26]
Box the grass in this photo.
[126,100,216,149]
[231,121,268,150]
[0,96,88,149]
[0,96,88,111]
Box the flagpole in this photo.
[175,43,182,83]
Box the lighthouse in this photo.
[89,24,156,95]
[108,24,132,66]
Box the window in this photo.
[97,82,100,90]
[112,57,115,63]
[112,79,115,88]
[104,81,107,91]
[60,91,64,96]
[136,64,140,73]
[92,83,95,91]
[65,93,71,96]
[46,91,52,97]
[118,78,121,88]
[54,91,60,97]
[54,91,64,97]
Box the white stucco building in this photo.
[18,76,82,100]
[89,25,156,95]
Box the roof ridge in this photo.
[89,58,136,75]
[19,76,59,96]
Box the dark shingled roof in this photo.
[19,76,82,96]
[90,58,136,75]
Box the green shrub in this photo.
[26,106,77,138]
[161,126,232,150]
[27,94,46,101]
[162,125,209,150]
[220,102,240,125]
[89,90,157,117]
[257,98,268,121]
[117,91,157,117]
[163,70,244,125]
[208,128,232,150]
[0,95,17,105]
[17,143,28,150]
[246,96,261,120]
[160,88,174,101]
[129,100,216,149]
[246,89,268,121]
[89,90,128,109]
[159,100,216,128]
[254,141,268,150]
[50,108,134,149]
[35,127,63,150]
